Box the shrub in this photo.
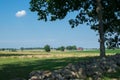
[56,46,65,51]
[44,45,51,52]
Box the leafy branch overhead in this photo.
[30,0,120,33]
[30,0,120,56]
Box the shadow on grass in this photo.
[0,57,90,80]
[0,56,120,80]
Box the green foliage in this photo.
[0,48,17,52]
[29,0,120,57]
[30,0,120,32]
[66,45,77,50]
[29,0,120,46]
[20,47,24,51]
[11,49,17,52]
[44,45,51,52]
[0,48,5,51]
[56,46,65,51]
[105,34,120,49]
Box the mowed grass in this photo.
[0,50,120,80]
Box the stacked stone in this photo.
[12,54,120,80]
[29,54,120,80]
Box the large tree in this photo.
[29,0,120,57]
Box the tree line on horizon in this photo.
[0,45,81,52]
[1,44,120,52]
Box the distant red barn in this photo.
[77,47,83,51]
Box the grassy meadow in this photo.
[0,49,120,80]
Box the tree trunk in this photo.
[96,0,106,57]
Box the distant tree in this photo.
[2,48,5,51]
[60,46,65,51]
[72,45,77,50]
[66,45,77,50]
[11,49,17,52]
[0,48,4,51]
[44,45,51,52]
[20,47,24,52]
[57,46,65,51]
[66,46,72,50]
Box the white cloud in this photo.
[15,10,26,17]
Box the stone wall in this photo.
[28,54,120,80]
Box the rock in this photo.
[50,72,63,80]
[29,70,51,80]
[28,54,120,80]
[29,76,38,80]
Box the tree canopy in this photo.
[44,44,51,52]
[30,0,120,29]
[30,0,120,57]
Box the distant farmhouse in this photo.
[77,47,84,51]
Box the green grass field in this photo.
[0,49,120,80]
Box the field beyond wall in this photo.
[0,49,120,80]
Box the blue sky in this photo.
[0,0,99,48]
